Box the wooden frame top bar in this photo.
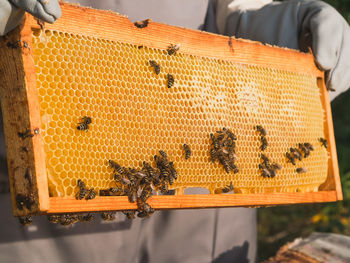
[26,3,322,77]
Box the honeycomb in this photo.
[31,29,328,197]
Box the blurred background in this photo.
[258,0,350,260]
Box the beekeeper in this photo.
[0,0,349,262]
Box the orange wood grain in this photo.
[0,26,49,216]
[25,3,322,77]
[48,191,338,213]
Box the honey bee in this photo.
[167,44,180,55]
[261,168,271,178]
[79,213,94,222]
[231,165,239,174]
[149,60,160,75]
[7,40,21,49]
[255,125,267,136]
[286,152,296,165]
[108,160,126,175]
[126,188,137,203]
[47,215,61,224]
[141,203,154,214]
[296,167,307,173]
[154,155,169,169]
[16,193,35,210]
[140,185,153,202]
[60,214,79,226]
[160,168,170,179]
[159,181,168,194]
[85,188,96,200]
[226,129,237,141]
[228,152,237,162]
[182,143,192,160]
[101,212,116,221]
[222,182,234,193]
[76,179,87,200]
[167,73,174,88]
[260,136,268,151]
[318,138,328,148]
[159,150,168,159]
[168,175,174,185]
[210,134,221,150]
[298,143,310,158]
[304,143,314,151]
[18,129,34,139]
[261,154,270,165]
[109,187,125,196]
[269,169,276,178]
[134,19,150,28]
[77,116,92,131]
[168,162,178,180]
[18,216,33,226]
[290,148,302,161]
[122,210,136,220]
[271,163,282,170]
[137,207,155,218]
[210,148,217,162]
[121,177,132,186]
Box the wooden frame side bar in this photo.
[0,26,49,216]
[317,78,342,200]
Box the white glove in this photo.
[0,0,61,36]
[212,0,350,100]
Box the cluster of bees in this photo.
[106,149,179,218]
[255,126,282,178]
[209,128,239,174]
[286,142,315,173]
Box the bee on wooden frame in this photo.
[222,182,234,193]
[76,179,87,200]
[85,188,96,200]
[167,44,180,55]
[134,19,150,28]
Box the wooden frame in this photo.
[0,3,341,216]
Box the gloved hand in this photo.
[0,0,61,36]
[212,0,350,100]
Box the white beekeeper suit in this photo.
[0,0,349,262]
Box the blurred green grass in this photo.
[258,2,350,259]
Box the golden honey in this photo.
[31,29,328,197]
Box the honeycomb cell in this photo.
[32,29,328,197]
